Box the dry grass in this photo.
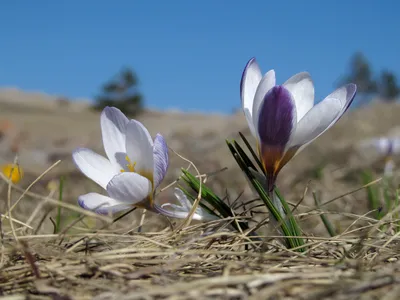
[1,162,400,300]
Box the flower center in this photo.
[120,155,136,173]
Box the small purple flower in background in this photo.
[72,106,207,220]
[359,136,400,176]
[240,57,357,191]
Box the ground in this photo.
[0,89,400,299]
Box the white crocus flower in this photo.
[72,106,174,217]
[241,57,357,191]
[159,188,218,221]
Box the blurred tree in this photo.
[341,52,377,94]
[93,67,143,116]
[379,70,400,101]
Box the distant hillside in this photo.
[1,87,400,214]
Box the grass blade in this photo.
[313,191,336,237]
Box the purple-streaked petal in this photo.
[101,107,129,169]
[252,70,276,137]
[78,193,131,215]
[256,86,297,188]
[106,172,153,205]
[283,72,314,122]
[72,148,119,190]
[125,120,154,176]
[257,86,297,147]
[153,134,169,188]
[289,84,356,148]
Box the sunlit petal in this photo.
[283,72,314,121]
[106,172,152,205]
[72,148,118,190]
[101,107,129,169]
[290,84,356,148]
[240,58,263,136]
[125,120,154,177]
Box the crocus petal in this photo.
[154,204,216,221]
[257,86,297,147]
[101,107,129,169]
[106,172,152,204]
[240,58,262,106]
[72,148,118,190]
[125,120,154,178]
[153,204,192,219]
[78,193,131,214]
[174,188,192,211]
[289,84,356,148]
[252,70,276,137]
[256,86,297,189]
[155,188,218,221]
[160,203,184,211]
[283,72,314,122]
[153,134,169,188]
[240,58,262,136]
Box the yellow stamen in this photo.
[120,155,136,173]
[2,163,23,184]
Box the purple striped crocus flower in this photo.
[240,58,357,191]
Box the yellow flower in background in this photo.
[2,163,23,184]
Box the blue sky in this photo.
[0,1,399,113]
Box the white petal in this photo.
[133,119,154,146]
[161,203,185,212]
[174,188,192,211]
[240,58,263,137]
[241,59,262,112]
[125,120,154,175]
[283,72,314,122]
[153,134,169,188]
[252,70,276,137]
[101,107,129,169]
[72,148,118,190]
[78,193,131,214]
[106,172,152,204]
[153,203,217,221]
[290,84,356,148]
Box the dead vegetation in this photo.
[1,159,400,300]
